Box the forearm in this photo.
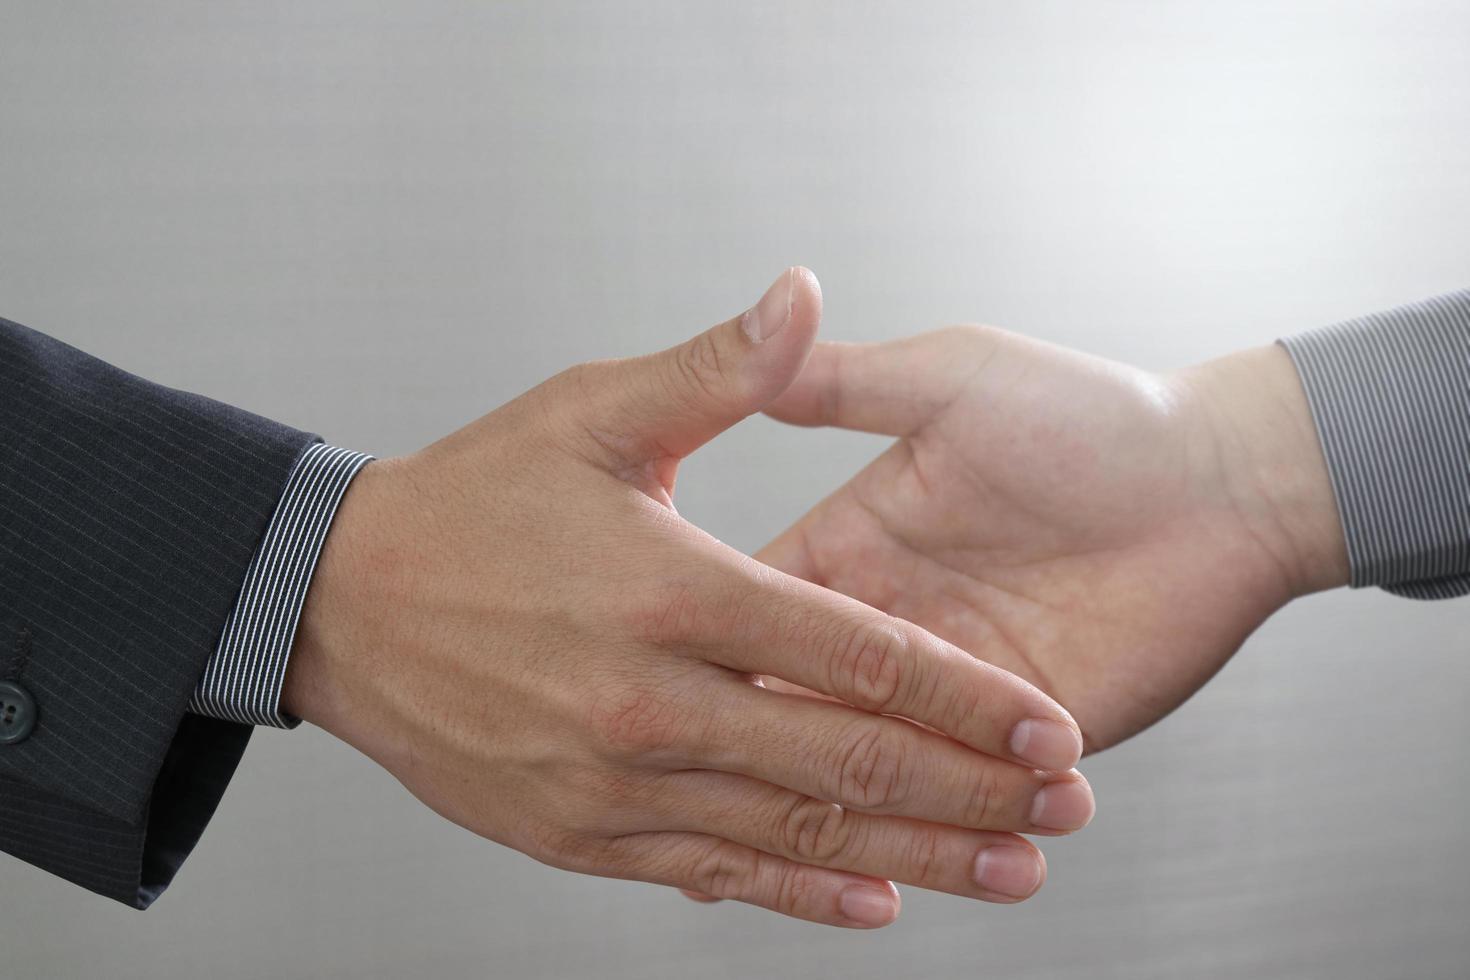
[1176,343,1351,600]
[1178,288,1470,603]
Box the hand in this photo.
[749,324,1349,755]
[281,271,1095,929]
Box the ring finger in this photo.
[656,769,1048,903]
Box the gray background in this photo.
[1,2,1467,977]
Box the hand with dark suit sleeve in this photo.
[277,268,1095,927]
[0,269,1096,926]
[703,289,1466,767]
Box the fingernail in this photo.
[740,268,795,343]
[1009,718,1083,771]
[972,846,1042,899]
[1029,776,1096,832]
[838,885,898,928]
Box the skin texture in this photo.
[281,271,1096,930]
[678,323,1350,906]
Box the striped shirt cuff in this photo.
[188,442,374,727]
[1279,289,1470,600]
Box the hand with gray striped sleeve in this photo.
[276,268,1095,929]
[672,288,1464,914]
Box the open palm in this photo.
[755,325,1341,753]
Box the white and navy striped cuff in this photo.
[1280,289,1470,600]
[188,442,374,727]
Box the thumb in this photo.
[764,326,995,437]
[573,267,822,465]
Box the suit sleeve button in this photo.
[0,680,37,744]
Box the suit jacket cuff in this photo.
[1278,289,1470,599]
[187,443,373,728]
[0,314,321,907]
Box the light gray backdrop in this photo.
[2,2,1468,978]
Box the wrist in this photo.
[1174,344,1350,599]
[281,457,394,732]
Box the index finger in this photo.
[667,557,1083,773]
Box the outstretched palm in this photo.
[757,325,1340,752]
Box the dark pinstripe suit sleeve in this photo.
[0,315,320,907]
[187,444,373,728]
[1279,289,1470,599]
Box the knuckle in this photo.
[906,828,943,885]
[830,620,909,714]
[629,578,707,647]
[770,859,815,917]
[587,682,688,758]
[777,797,852,864]
[689,839,756,897]
[523,824,590,870]
[628,574,745,650]
[555,360,595,393]
[547,361,606,417]
[540,361,627,457]
[940,669,984,731]
[960,766,1003,828]
[672,330,729,406]
[587,767,659,814]
[834,723,911,811]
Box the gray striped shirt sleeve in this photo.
[1279,289,1470,600]
[187,442,374,727]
